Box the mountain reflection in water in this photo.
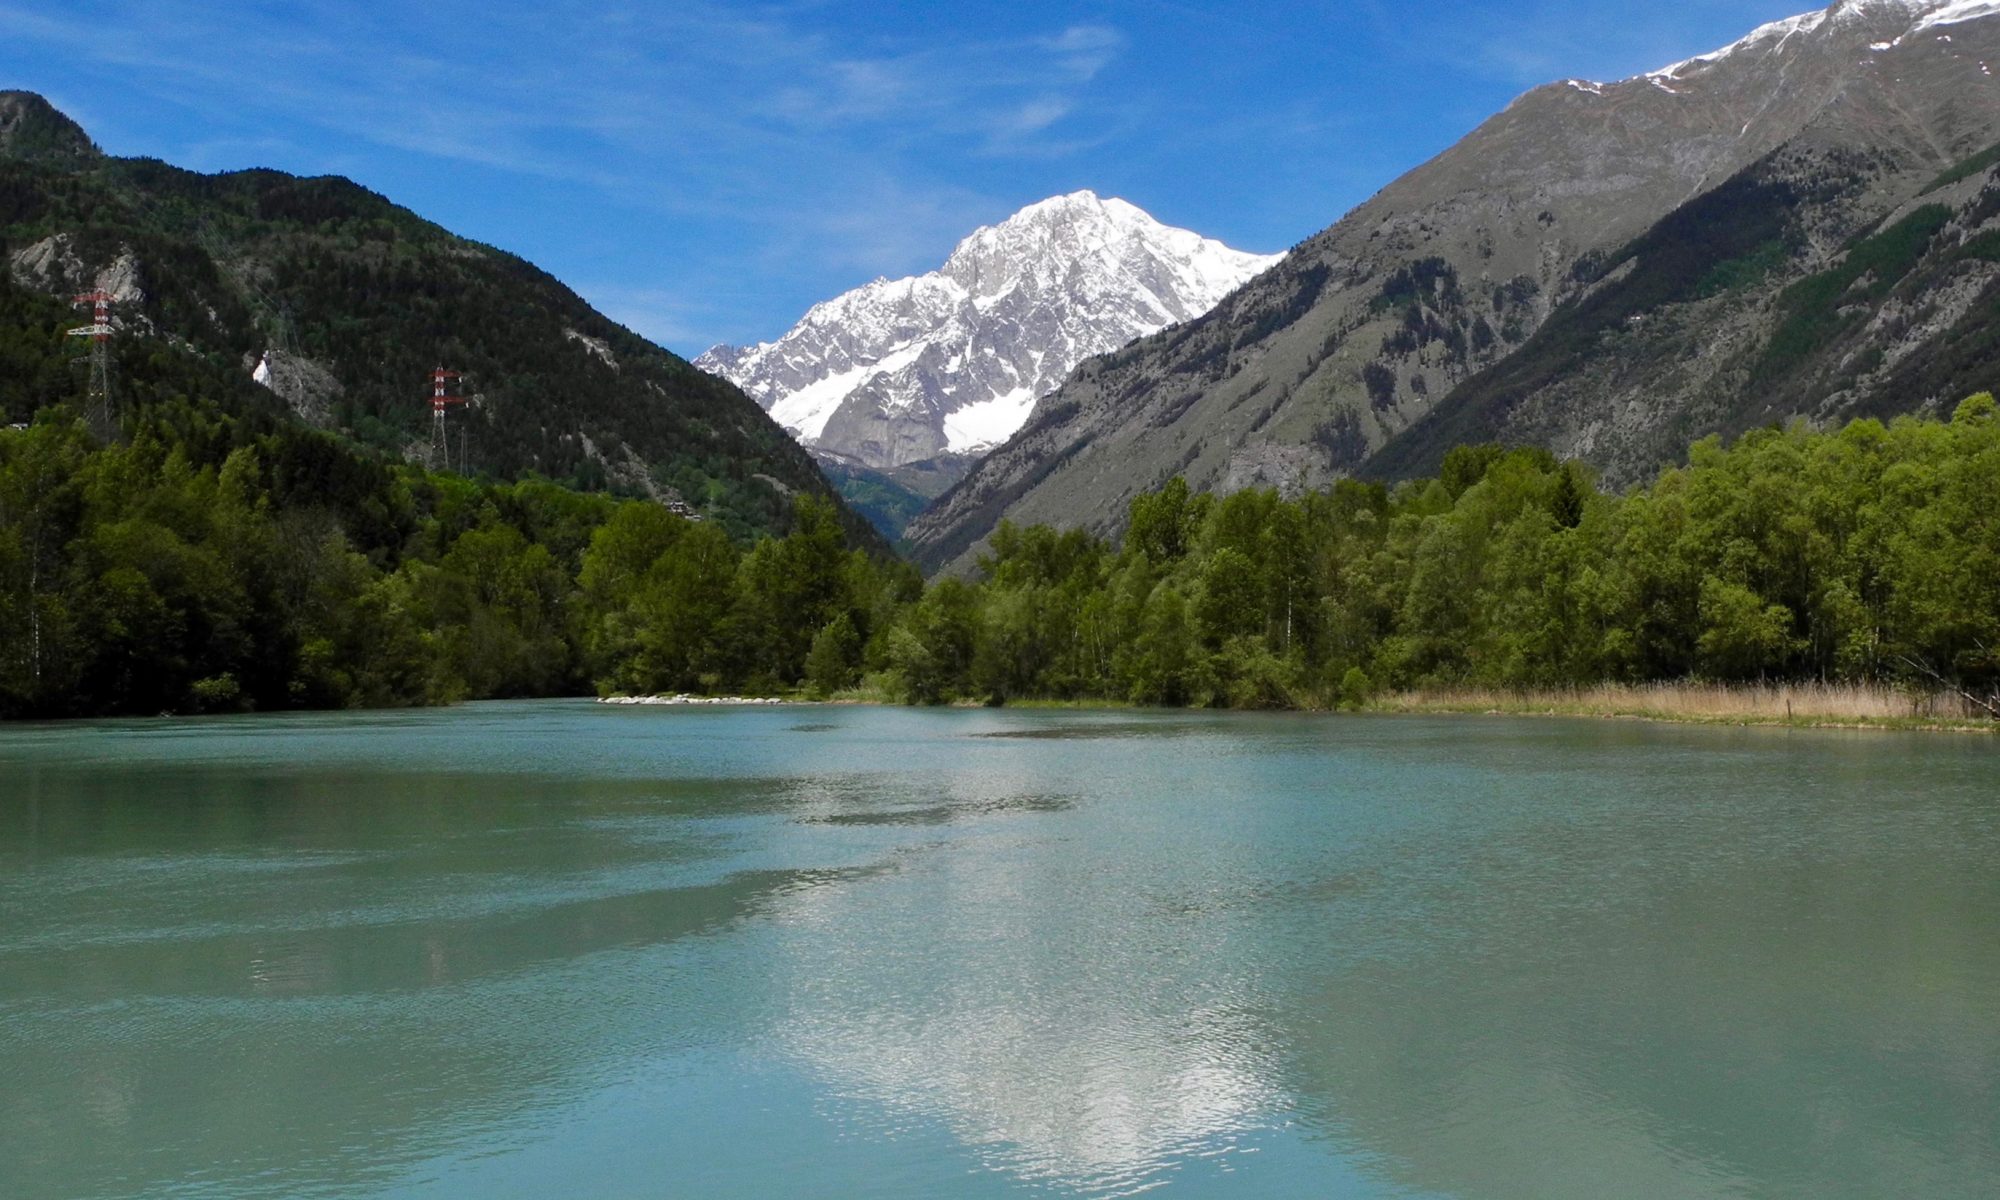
[2,703,1994,1199]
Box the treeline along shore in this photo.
[4,381,1998,724]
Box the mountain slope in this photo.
[698,192,1277,470]
[0,91,882,549]
[1365,138,2000,480]
[907,0,2000,573]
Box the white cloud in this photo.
[997,98,1074,138]
[1046,24,1127,79]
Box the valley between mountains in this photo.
[8,8,2000,1199]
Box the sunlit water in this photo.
[2,702,1996,1199]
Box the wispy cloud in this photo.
[0,2,1131,192]
[0,0,1140,349]
[1045,25,1127,79]
[995,98,1073,139]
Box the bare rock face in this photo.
[697,192,1279,470]
[564,328,619,371]
[908,0,2000,574]
[9,235,147,310]
[247,350,344,428]
[8,234,86,292]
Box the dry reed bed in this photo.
[1373,681,1996,730]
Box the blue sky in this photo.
[1,1,1809,356]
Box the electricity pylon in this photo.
[66,291,116,442]
[428,366,470,471]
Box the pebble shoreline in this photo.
[597,695,793,706]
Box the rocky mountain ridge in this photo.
[906,0,2000,574]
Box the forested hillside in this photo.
[0,90,879,549]
[0,263,915,718]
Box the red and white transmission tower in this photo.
[427,366,470,471]
[66,291,116,442]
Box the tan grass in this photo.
[1371,681,1995,731]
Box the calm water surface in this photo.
[2,702,1996,1199]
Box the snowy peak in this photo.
[941,191,1274,322]
[1580,0,2000,86]
[698,194,1279,469]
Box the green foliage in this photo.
[1696,577,1796,680]
[1550,465,1586,530]
[889,578,980,704]
[1694,237,1791,297]
[11,395,2000,718]
[1338,666,1373,710]
[1755,205,1953,384]
[1919,140,2000,195]
[804,613,862,699]
[859,408,2000,712]
[0,293,895,716]
[1125,477,1208,566]
[1439,443,1507,500]
[816,458,931,542]
[1956,230,2000,263]
[0,392,901,717]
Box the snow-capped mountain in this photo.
[909,0,2000,573]
[1642,0,2000,81]
[697,192,1279,469]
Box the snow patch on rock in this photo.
[245,349,342,427]
[1563,0,2000,88]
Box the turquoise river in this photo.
[2,701,1996,1198]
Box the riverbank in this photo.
[1002,681,1997,732]
[1367,682,1998,733]
[592,681,1997,733]
[597,694,796,706]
